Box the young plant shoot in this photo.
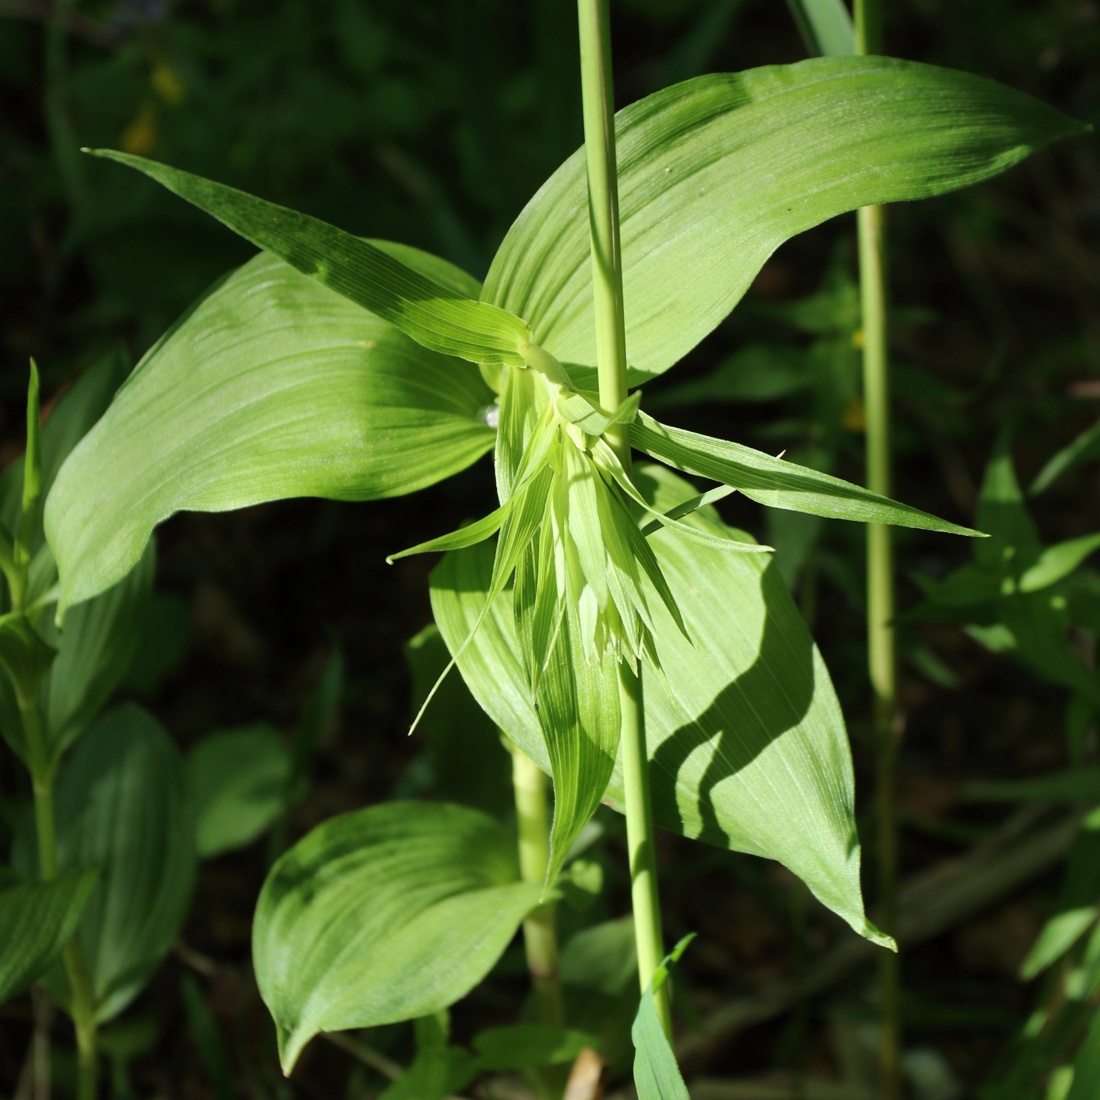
[24,19,1086,1094]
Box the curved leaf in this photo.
[35,705,196,1022]
[45,249,496,614]
[0,868,98,1004]
[88,150,531,366]
[484,57,1083,381]
[431,466,890,945]
[253,801,544,1073]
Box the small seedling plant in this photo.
[2,1,1087,1094]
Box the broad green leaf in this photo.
[42,543,155,758]
[0,868,98,1003]
[784,0,854,57]
[632,936,694,1100]
[632,410,979,535]
[485,57,1082,381]
[88,150,531,366]
[31,705,196,1022]
[253,801,544,1073]
[431,466,890,945]
[187,725,292,858]
[45,250,497,615]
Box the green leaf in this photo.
[632,411,980,535]
[1031,419,1100,496]
[632,936,694,1100]
[1019,533,1100,593]
[473,1024,596,1071]
[87,150,531,366]
[0,612,56,700]
[188,725,292,858]
[42,543,155,758]
[0,868,98,1004]
[431,466,890,945]
[29,705,197,1022]
[14,362,42,575]
[378,1013,477,1100]
[485,57,1083,381]
[253,801,544,1073]
[784,0,854,57]
[45,250,497,615]
[1067,1004,1100,1100]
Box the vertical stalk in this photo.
[855,3,901,1099]
[18,690,99,1100]
[512,748,564,1028]
[576,0,671,1037]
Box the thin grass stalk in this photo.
[855,3,901,1098]
[19,690,99,1100]
[576,0,671,1037]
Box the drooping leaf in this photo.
[0,868,99,1003]
[253,801,544,1073]
[431,466,890,945]
[485,57,1083,381]
[632,410,979,533]
[187,725,292,858]
[632,936,694,1100]
[25,705,197,1022]
[87,150,531,366]
[784,0,854,57]
[45,250,497,614]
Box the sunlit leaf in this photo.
[253,801,544,1073]
[0,868,98,1004]
[485,57,1082,381]
[87,150,531,365]
[45,250,497,615]
[431,466,890,945]
[632,410,980,534]
[1030,418,1100,496]
[632,936,694,1100]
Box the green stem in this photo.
[576,0,670,1038]
[19,689,99,1100]
[855,3,900,1099]
[512,747,564,1028]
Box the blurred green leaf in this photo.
[1019,534,1100,593]
[88,150,531,365]
[0,868,98,1004]
[784,0,855,57]
[486,57,1083,382]
[1031,420,1100,496]
[188,724,292,858]
[253,801,544,1073]
[1067,1004,1100,1100]
[431,466,891,946]
[45,250,496,614]
[33,705,196,1022]
[473,1024,596,1071]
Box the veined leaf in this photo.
[431,467,890,945]
[25,705,197,1022]
[252,801,544,1073]
[45,250,497,614]
[632,411,980,535]
[87,150,531,365]
[485,57,1083,381]
[0,868,98,1004]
